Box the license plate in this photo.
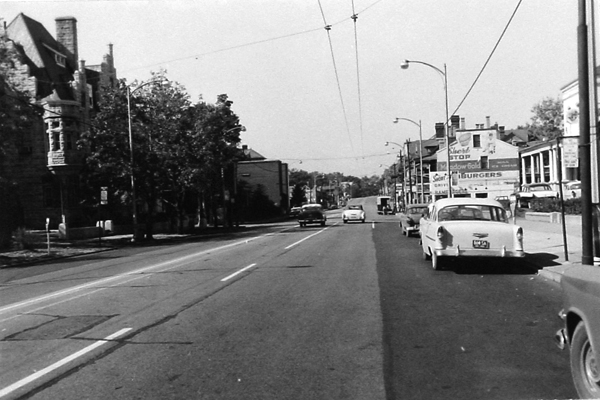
[473,239,489,249]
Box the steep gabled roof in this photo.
[242,147,266,160]
[6,13,76,101]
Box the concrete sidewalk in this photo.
[516,213,593,283]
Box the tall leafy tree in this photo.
[81,72,244,237]
[0,38,40,248]
[290,183,306,207]
[526,96,563,141]
[81,71,191,238]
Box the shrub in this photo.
[530,197,581,214]
[12,227,41,250]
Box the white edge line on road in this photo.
[284,225,332,250]
[221,263,257,282]
[0,328,132,398]
[0,234,272,315]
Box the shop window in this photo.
[480,156,489,169]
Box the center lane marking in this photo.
[284,224,335,249]
[221,263,257,282]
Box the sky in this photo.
[1,0,584,177]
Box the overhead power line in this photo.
[317,0,354,154]
[450,0,523,117]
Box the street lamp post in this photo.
[400,60,451,198]
[127,79,167,241]
[394,117,424,202]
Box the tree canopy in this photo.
[525,96,563,141]
[80,71,244,237]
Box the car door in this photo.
[419,204,434,248]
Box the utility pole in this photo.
[578,0,594,265]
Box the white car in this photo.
[514,183,558,207]
[342,204,366,223]
[419,198,524,270]
[563,181,581,199]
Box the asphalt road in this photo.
[0,197,577,399]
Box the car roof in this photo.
[433,198,503,208]
[525,183,551,187]
[406,203,428,207]
[302,203,321,208]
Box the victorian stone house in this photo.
[1,13,116,230]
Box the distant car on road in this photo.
[419,198,524,270]
[514,183,558,208]
[297,204,326,227]
[398,203,428,237]
[563,181,581,199]
[556,265,600,399]
[290,206,302,217]
[377,196,393,215]
[342,204,366,223]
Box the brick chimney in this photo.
[435,123,445,139]
[55,16,78,65]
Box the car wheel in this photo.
[343,219,348,224]
[422,247,431,261]
[321,221,325,227]
[431,251,444,270]
[571,322,600,399]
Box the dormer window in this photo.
[43,44,67,68]
[55,53,66,67]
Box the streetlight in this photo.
[127,78,168,241]
[394,117,424,202]
[400,59,451,198]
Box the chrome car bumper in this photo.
[555,309,567,350]
[433,247,525,258]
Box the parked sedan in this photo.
[297,204,326,227]
[555,265,600,399]
[563,181,581,199]
[514,183,558,207]
[398,203,428,237]
[419,198,524,270]
[342,204,366,223]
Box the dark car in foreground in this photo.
[398,203,428,237]
[297,204,326,227]
[556,265,600,398]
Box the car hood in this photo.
[407,213,422,223]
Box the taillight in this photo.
[436,226,445,240]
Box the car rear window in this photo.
[530,185,551,191]
[438,205,507,222]
[348,205,363,210]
